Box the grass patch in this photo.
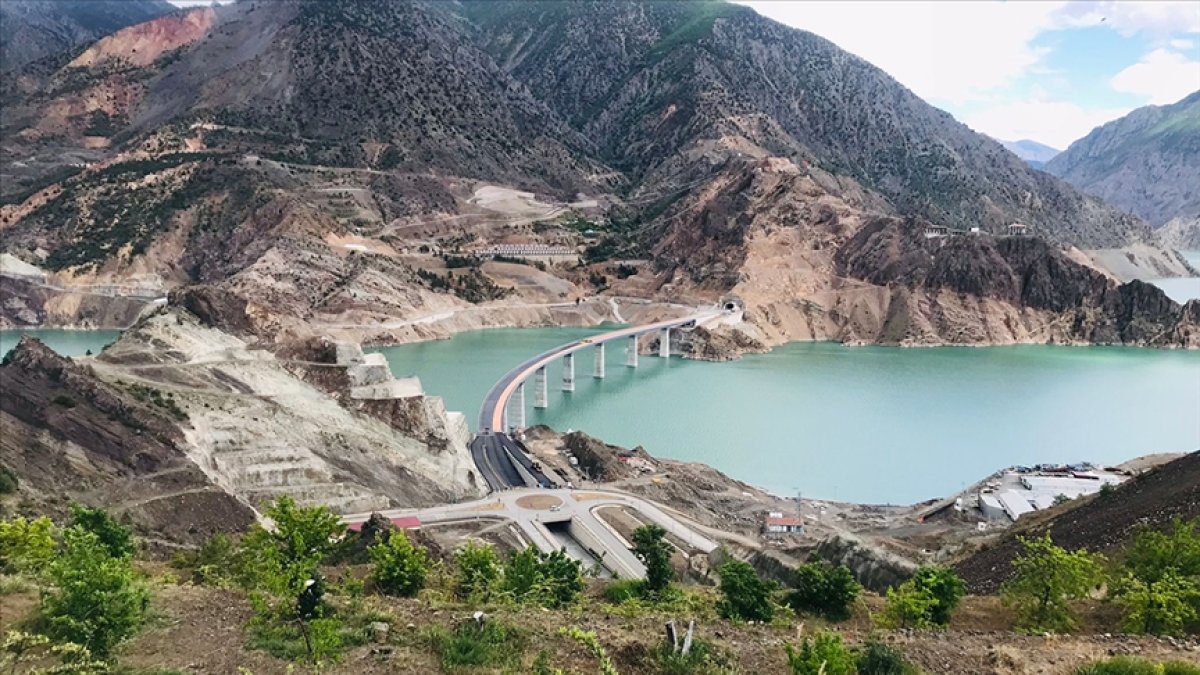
[1075,657,1200,675]
[425,620,526,673]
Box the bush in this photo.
[1111,518,1200,636]
[651,636,730,675]
[1001,534,1105,633]
[601,578,643,604]
[454,541,500,602]
[69,504,135,559]
[369,530,430,597]
[1075,656,1200,675]
[716,559,775,622]
[880,566,965,629]
[785,631,855,675]
[784,561,861,621]
[0,516,55,574]
[170,532,241,586]
[426,621,525,672]
[42,526,149,658]
[0,465,16,494]
[856,638,920,674]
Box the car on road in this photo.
[549,504,562,512]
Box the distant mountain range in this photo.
[0,0,174,72]
[1045,91,1200,246]
[999,139,1060,169]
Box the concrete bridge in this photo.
[470,309,721,491]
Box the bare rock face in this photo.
[0,337,255,543]
[835,219,1199,347]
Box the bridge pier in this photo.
[534,366,548,409]
[594,342,606,378]
[626,335,639,367]
[659,328,670,358]
[510,382,526,430]
[562,353,575,391]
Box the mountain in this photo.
[0,0,174,72]
[0,0,1194,348]
[1045,92,1200,231]
[458,0,1147,248]
[998,139,1060,168]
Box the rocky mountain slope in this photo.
[0,0,1193,348]
[460,0,1150,248]
[0,0,173,72]
[0,307,487,539]
[1045,92,1200,234]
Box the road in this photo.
[343,487,719,579]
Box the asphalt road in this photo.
[343,487,719,579]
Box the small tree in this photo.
[241,496,346,662]
[881,566,966,629]
[68,505,134,560]
[369,529,430,597]
[717,559,775,622]
[454,540,500,602]
[631,525,673,597]
[500,546,540,601]
[535,549,585,609]
[42,526,149,658]
[1114,571,1200,637]
[880,582,939,630]
[1001,533,1106,633]
[785,561,861,621]
[0,515,55,575]
[785,630,855,675]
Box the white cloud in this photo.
[963,101,1131,149]
[1110,48,1200,104]
[1050,1,1200,37]
[738,1,1067,105]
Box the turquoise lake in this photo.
[373,330,1200,505]
[1150,251,1200,304]
[0,328,121,359]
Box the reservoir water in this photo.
[373,330,1200,505]
[0,328,121,359]
[1150,251,1200,304]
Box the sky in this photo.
[738,0,1200,149]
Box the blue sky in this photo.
[739,1,1200,149]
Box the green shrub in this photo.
[880,566,965,629]
[454,540,500,602]
[369,530,430,597]
[785,631,855,675]
[0,465,16,495]
[426,621,525,672]
[650,637,730,675]
[1111,518,1200,636]
[601,578,644,604]
[856,638,921,674]
[42,526,150,658]
[784,561,861,621]
[170,533,241,586]
[51,394,77,408]
[716,559,775,622]
[1001,533,1106,633]
[0,516,55,574]
[69,504,135,559]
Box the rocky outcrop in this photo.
[0,337,255,544]
[835,219,1200,347]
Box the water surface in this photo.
[1151,250,1200,304]
[0,328,121,359]
[373,330,1200,504]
